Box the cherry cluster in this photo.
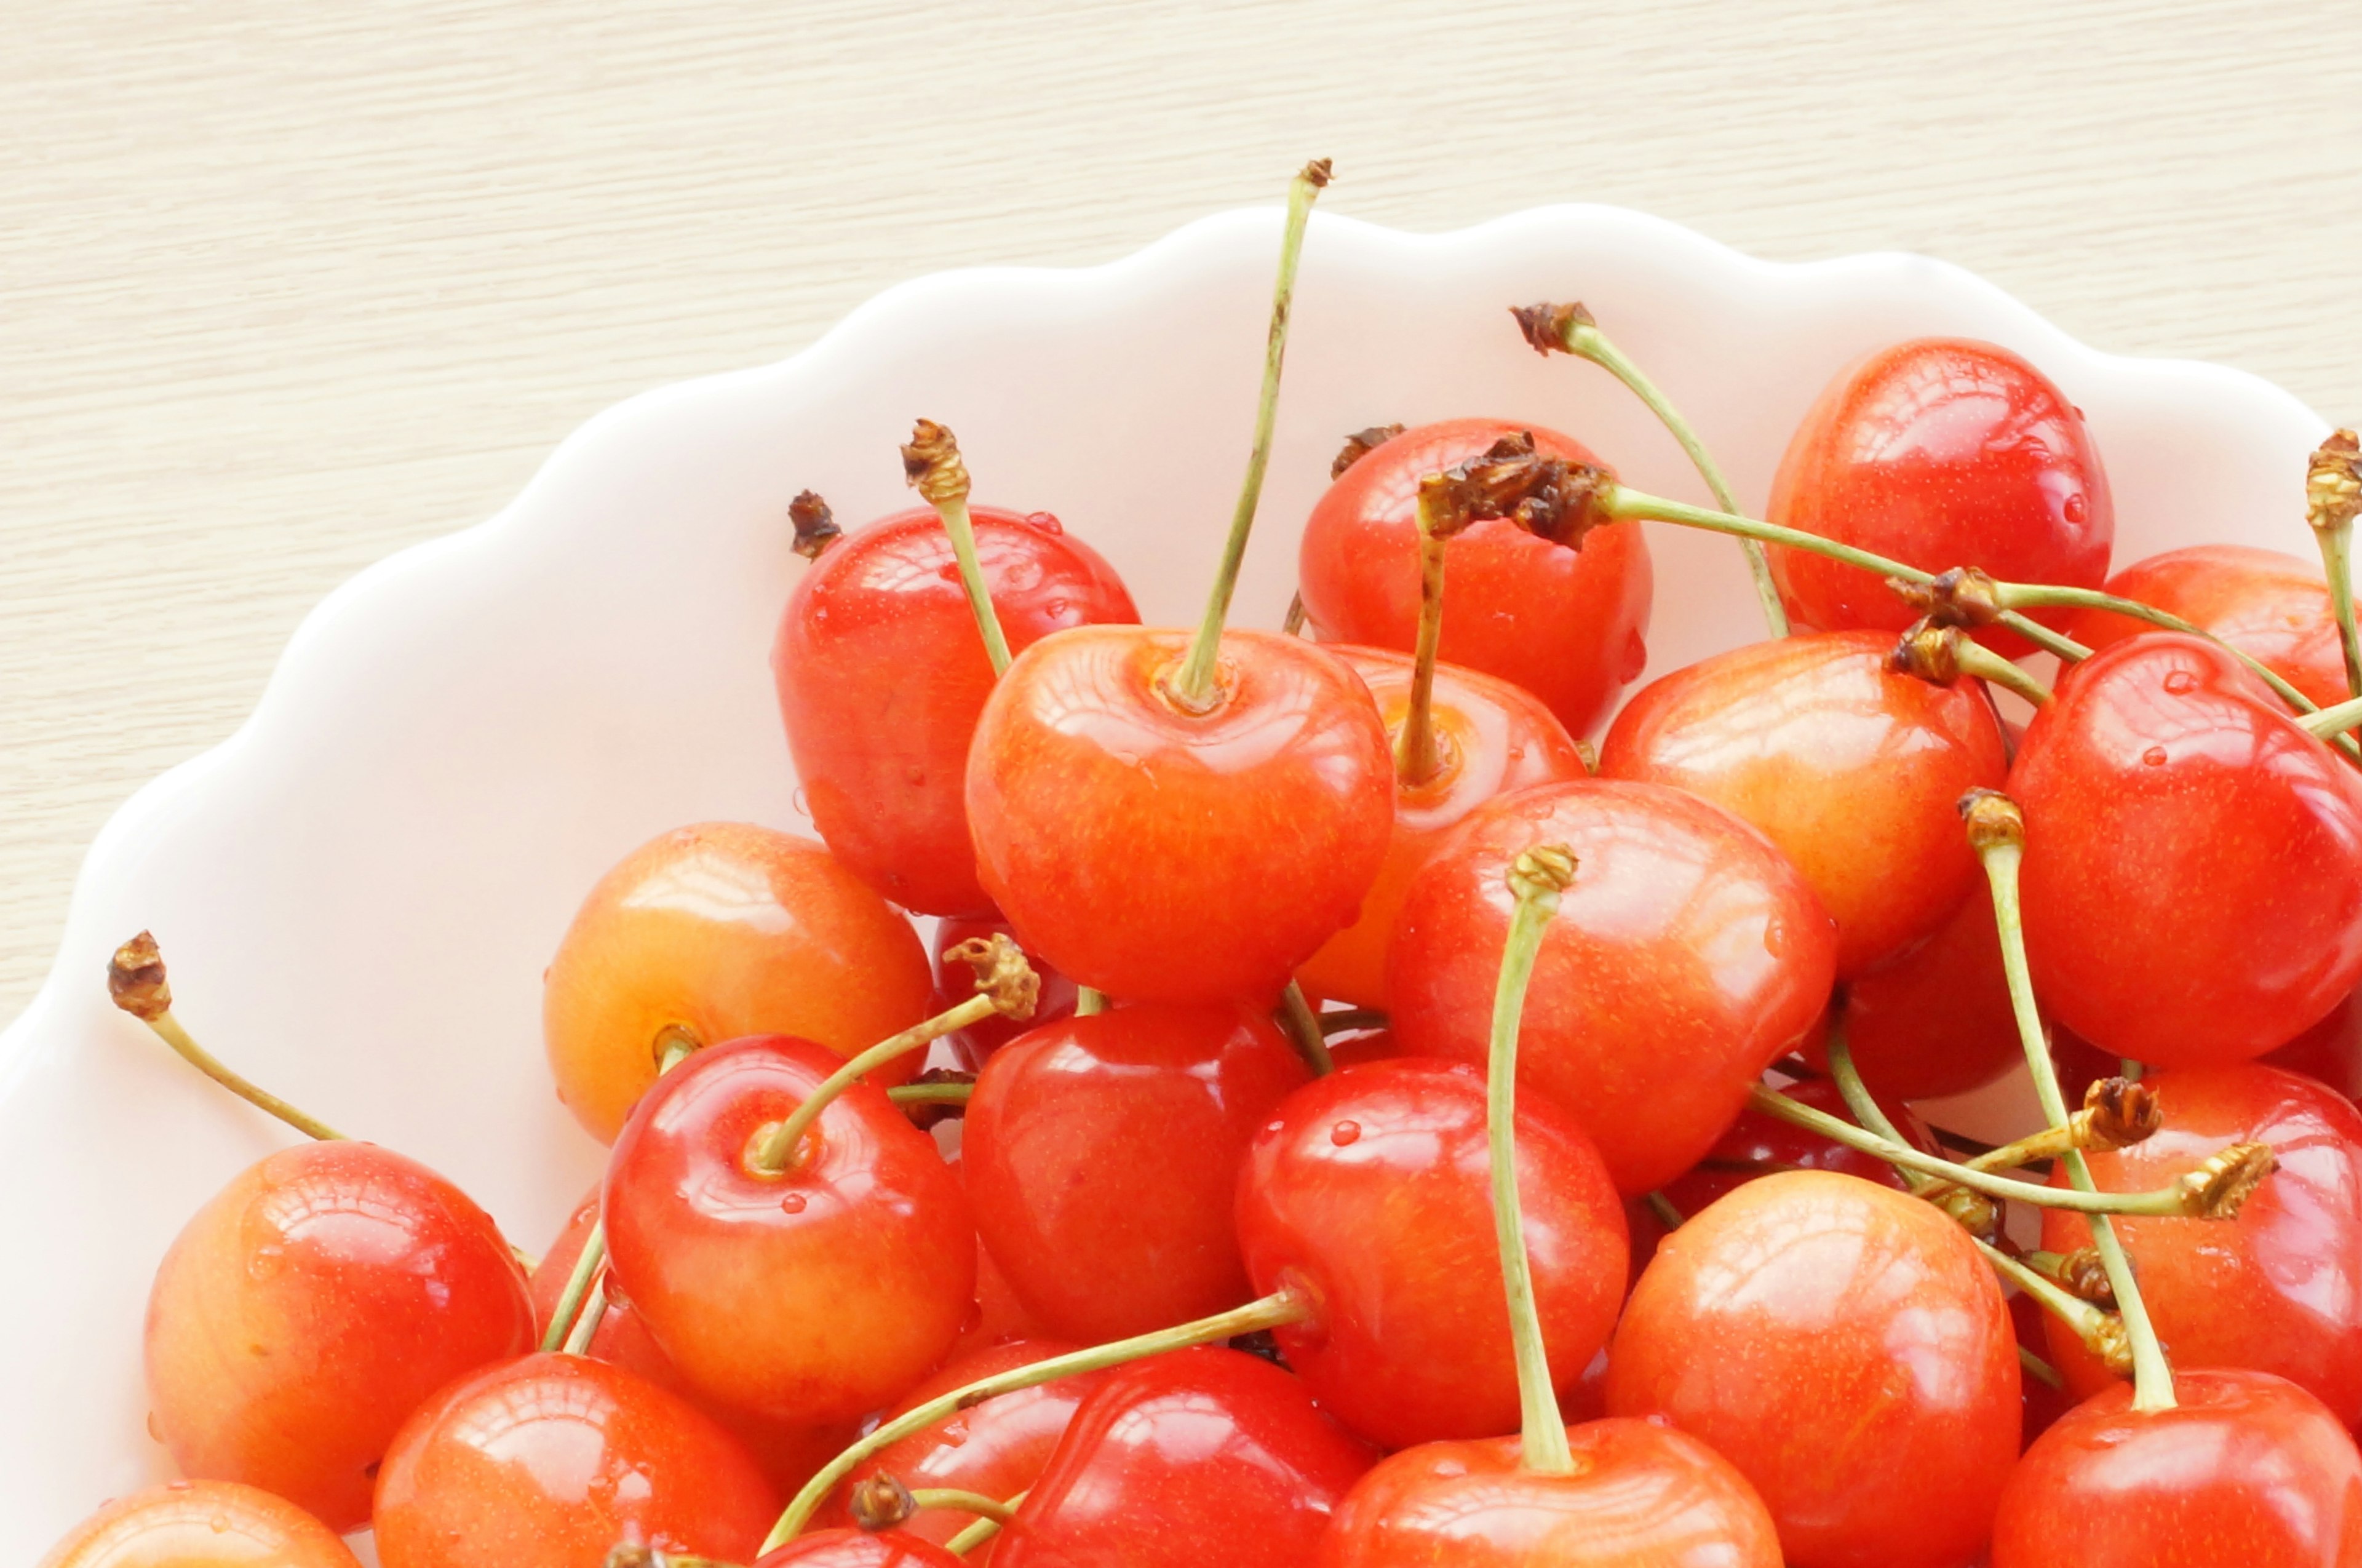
[47,165,2362,1568]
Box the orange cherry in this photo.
[38,1481,359,1568]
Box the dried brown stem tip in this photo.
[944,932,1040,1019]
[901,419,971,507]
[1332,424,1407,479]
[1418,431,1611,550]
[1506,843,1578,902]
[850,1473,918,1532]
[1958,787,2027,853]
[1509,301,1596,356]
[1888,566,2005,628]
[2088,1311,2135,1376]
[1298,157,1334,189]
[2058,1246,2117,1309]
[1889,618,1964,684]
[107,931,172,1022]
[2310,431,2362,535]
[789,490,841,560]
[2180,1141,2277,1219]
[2082,1075,2163,1152]
[1931,1186,2002,1244]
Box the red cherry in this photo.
[2264,987,2362,1101]
[1765,337,2113,652]
[775,504,1137,917]
[143,1140,533,1532]
[1313,1419,1781,1568]
[965,626,1394,1003]
[1295,647,1588,1008]
[1607,1170,2021,1568]
[931,917,1076,1069]
[1235,1058,1628,1449]
[2011,633,2362,1065]
[1801,886,2026,1102]
[603,1035,974,1425]
[1990,1370,2362,1567]
[1298,419,1652,739]
[2065,543,2350,710]
[757,1532,967,1568]
[823,1339,1095,1559]
[1598,628,2008,977]
[528,1186,854,1494]
[964,1001,1310,1342]
[373,1351,779,1567]
[38,1480,359,1568]
[2039,1065,2362,1428]
[1388,779,1837,1193]
[992,1348,1376,1568]
[543,822,936,1142]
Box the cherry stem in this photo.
[1393,482,1451,786]
[1977,1236,2129,1376]
[1643,1190,1684,1231]
[888,1081,974,1106]
[1519,301,1787,635]
[2308,431,2362,699]
[1316,1007,1388,1036]
[1997,579,2342,723]
[1276,982,1335,1076]
[1282,592,1308,637]
[1167,159,1330,712]
[105,933,346,1142]
[945,1493,1027,1557]
[1962,789,2177,1412]
[762,1291,1310,1550]
[1489,843,1581,1476]
[543,1222,608,1354]
[1960,641,2053,707]
[902,420,1012,675]
[2301,692,2362,738]
[1075,986,1107,1017]
[753,994,1003,1174]
[908,1490,1019,1526]
[1824,1036,1936,1196]
[562,1275,610,1356]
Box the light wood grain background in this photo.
[3,1,2356,1028]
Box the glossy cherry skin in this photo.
[38,1480,360,1568]
[1389,779,1838,1193]
[1298,418,1653,739]
[2012,633,2362,1065]
[603,1034,974,1425]
[530,1185,854,1494]
[822,1339,1096,1559]
[1802,886,2027,1102]
[143,1140,533,1532]
[992,1348,1377,1568]
[758,1532,968,1568]
[1607,1170,2021,1568]
[1991,1370,2362,1567]
[1599,629,2007,977]
[934,916,1077,1069]
[1297,647,1589,1009]
[1235,1059,1628,1450]
[1766,336,2113,652]
[964,1002,1310,1341]
[373,1351,779,1567]
[966,626,1394,1003]
[2066,544,2350,709]
[1314,1419,1782,1568]
[777,505,1138,918]
[544,822,935,1142]
[2039,1065,2362,1429]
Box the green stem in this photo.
[1167,161,1328,711]
[1956,640,2054,707]
[1642,1190,1684,1232]
[752,993,997,1174]
[2019,1343,2065,1390]
[945,1494,1027,1557]
[1075,987,1107,1017]
[1317,1008,1388,1037]
[888,1081,975,1107]
[762,1292,1308,1551]
[1999,581,2333,722]
[2320,518,2362,701]
[1976,1236,2123,1372]
[939,492,1012,674]
[1826,1036,1936,1196]
[2302,693,2362,739]
[1393,484,1450,786]
[1282,593,1308,638]
[906,1489,1020,1526]
[1276,982,1335,1077]
[143,1009,348,1142]
[543,1221,607,1354]
[1601,485,1923,589]
[561,1275,609,1356]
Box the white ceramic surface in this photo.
[0,202,2330,1554]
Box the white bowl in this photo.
[0,202,2331,1555]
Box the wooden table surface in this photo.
[3,1,2356,1027]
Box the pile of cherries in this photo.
[49,163,2362,1568]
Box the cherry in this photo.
[1990,1369,2362,1567]
[2065,544,2350,710]
[2038,1064,2362,1429]
[963,1001,1309,1342]
[1801,887,2027,1102]
[2010,633,2362,1065]
[1235,1057,1628,1449]
[373,1351,779,1567]
[602,1034,974,1425]
[544,822,936,1142]
[1388,779,1837,1193]
[774,497,1137,918]
[2263,986,2362,1101]
[991,1348,1376,1568]
[1764,336,2113,651]
[143,1140,533,1532]
[1294,647,1587,1008]
[932,917,1076,1069]
[821,1339,1094,1559]
[1598,628,2008,976]
[1297,418,1652,739]
[37,1480,360,1568]
[1314,1419,1781,1568]
[1607,1170,2021,1568]
[757,1532,966,1568]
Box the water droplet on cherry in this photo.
[246,1245,283,1282]
[1024,511,1064,535]
[780,1192,807,1214]
[2062,493,2088,525]
[1329,1120,1361,1147]
[2163,670,2197,694]
[792,787,810,819]
[2142,746,2169,767]
[210,1513,232,1532]
[1620,630,1650,682]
